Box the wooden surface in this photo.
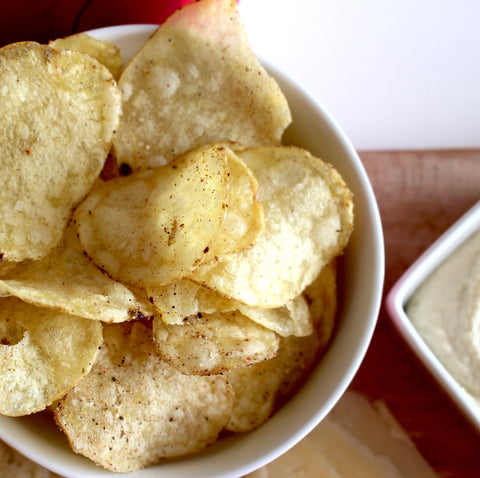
[351,150,480,477]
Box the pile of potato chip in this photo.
[0,0,353,472]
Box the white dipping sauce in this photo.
[406,228,480,399]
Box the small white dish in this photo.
[386,200,480,432]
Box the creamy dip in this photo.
[406,228,480,399]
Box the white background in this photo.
[238,0,480,151]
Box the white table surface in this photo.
[239,0,480,151]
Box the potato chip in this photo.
[149,278,313,337]
[148,279,232,325]
[0,41,121,262]
[153,311,280,375]
[0,222,153,323]
[237,295,313,338]
[0,262,17,278]
[49,33,123,80]
[225,262,341,432]
[225,358,283,433]
[113,0,291,171]
[75,144,229,288]
[303,260,338,349]
[226,331,320,433]
[0,297,102,417]
[191,145,354,308]
[55,321,233,472]
[203,146,264,262]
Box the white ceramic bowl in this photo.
[387,200,480,433]
[0,25,384,478]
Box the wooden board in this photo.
[351,149,480,477]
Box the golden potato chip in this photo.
[225,263,342,433]
[149,278,313,337]
[75,144,229,288]
[147,279,231,325]
[113,0,291,171]
[237,295,313,338]
[191,145,354,308]
[0,297,102,417]
[225,358,283,433]
[55,321,233,472]
[0,222,153,323]
[49,33,123,80]
[226,267,343,433]
[153,311,280,375]
[0,41,121,262]
[0,262,17,278]
[303,260,338,349]
[203,147,264,262]
[226,331,320,433]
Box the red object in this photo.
[0,0,195,46]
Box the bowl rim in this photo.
[0,24,385,478]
